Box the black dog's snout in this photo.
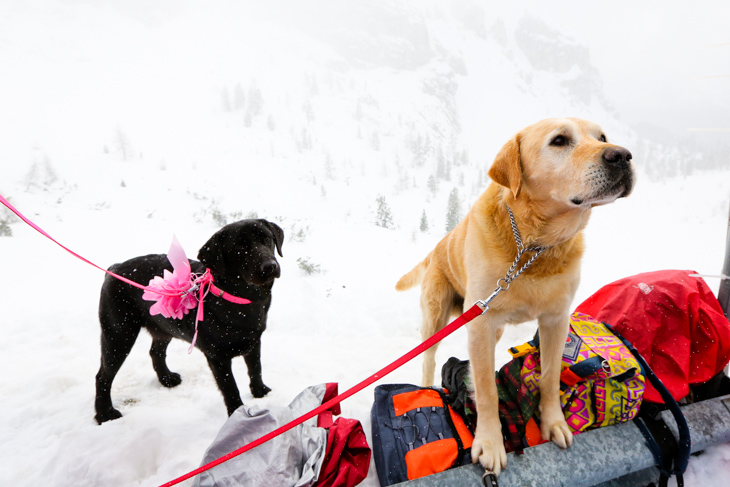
[603,147,632,167]
[261,261,280,278]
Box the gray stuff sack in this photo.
[194,383,331,487]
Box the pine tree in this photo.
[0,202,15,236]
[420,210,429,232]
[301,128,312,150]
[303,100,314,122]
[445,188,461,232]
[221,87,232,112]
[436,147,445,179]
[306,73,319,95]
[233,83,245,111]
[247,82,263,117]
[0,219,11,237]
[370,131,380,151]
[375,195,394,229]
[427,175,438,195]
[423,134,433,156]
[412,134,426,167]
[114,127,133,161]
[324,153,335,180]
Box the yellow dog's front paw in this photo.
[471,433,507,476]
[540,414,574,449]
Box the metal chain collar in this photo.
[502,204,548,287]
[476,205,549,313]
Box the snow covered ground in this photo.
[1,1,729,486]
[3,168,730,487]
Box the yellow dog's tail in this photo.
[395,255,430,291]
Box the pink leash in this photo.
[1,194,494,485]
[0,194,161,293]
[0,194,250,351]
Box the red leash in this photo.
[159,302,486,487]
[159,206,549,485]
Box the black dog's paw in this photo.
[159,372,182,388]
[95,408,123,425]
[250,383,272,398]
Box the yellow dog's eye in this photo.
[550,135,569,147]
[599,134,607,142]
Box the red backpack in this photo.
[575,269,730,403]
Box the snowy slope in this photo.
[1,1,729,486]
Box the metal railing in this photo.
[393,394,730,487]
[718,201,730,319]
[721,202,730,379]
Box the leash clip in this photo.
[181,282,200,298]
[474,204,550,317]
[476,286,504,314]
[482,470,499,487]
[183,270,213,299]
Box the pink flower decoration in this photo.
[143,236,197,320]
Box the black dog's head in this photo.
[198,219,284,286]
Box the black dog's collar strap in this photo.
[208,278,252,305]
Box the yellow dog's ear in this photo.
[488,134,522,199]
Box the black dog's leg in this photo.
[95,322,141,424]
[149,335,182,388]
[244,341,271,398]
[205,357,244,415]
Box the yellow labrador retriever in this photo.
[396,118,634,474]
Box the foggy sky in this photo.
[523,0,730,136]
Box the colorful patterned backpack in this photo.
[518,312,645,435]
[444,312,647,453]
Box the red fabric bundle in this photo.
[315,384,371,487]
[315,417,371,487]
[576,269,730,403]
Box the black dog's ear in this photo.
[198,232,226,279]
[266,221,284,257]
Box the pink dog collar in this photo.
[143,236,251,353]
[209,284,252,305]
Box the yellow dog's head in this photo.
[489,118,635,209]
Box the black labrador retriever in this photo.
[94,219,283,424]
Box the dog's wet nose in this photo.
[261,261,280,278]
[603,147,632,167]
